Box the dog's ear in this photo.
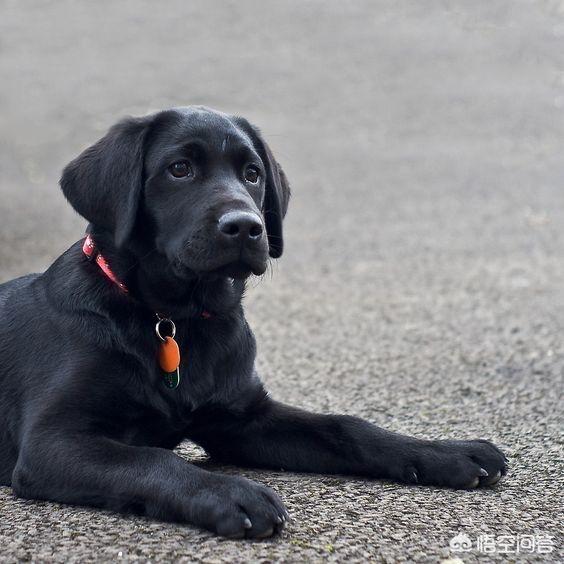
[60,115,153,248]
[261,141,291,258]
[234,118,291,258]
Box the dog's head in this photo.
[60,107,290,280]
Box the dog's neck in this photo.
[133,256,245,320]
[87,226,245,321]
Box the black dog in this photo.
[0,107,507,539]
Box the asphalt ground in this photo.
[0,1,563,562]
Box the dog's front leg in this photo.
[191,399,507,489]
[11,431,287,538]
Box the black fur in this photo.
[0,106,507,539]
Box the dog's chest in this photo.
[113,310,255,446]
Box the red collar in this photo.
[82,234,211,319]
[83,234,128,292]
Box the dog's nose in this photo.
[218,211,264,243]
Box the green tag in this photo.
[163,368,180,389]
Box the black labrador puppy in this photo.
[0,107,507,539]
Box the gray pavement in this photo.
[0,1,563,562]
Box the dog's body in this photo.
[0,107,506,538]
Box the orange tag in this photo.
[159,336,181,373]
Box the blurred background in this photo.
[1,1,563,561]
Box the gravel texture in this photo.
[0,1,563,562]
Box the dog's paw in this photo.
[188,475,288,539]
[400,439,508,490]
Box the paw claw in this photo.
[479,467,489,477]
[486,470,502,486]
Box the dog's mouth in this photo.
[212,260,263,280]
[173,251,267,280]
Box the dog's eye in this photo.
[169,161,193,179]
[244,166,260,184]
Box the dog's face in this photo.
[60,107,290,280]
[144,109,270,278]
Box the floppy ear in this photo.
[261,141,291,258]
[60,115,153,248]
[234,119,290,258]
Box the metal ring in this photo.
[155,318,176,342]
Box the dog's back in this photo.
[0,273,42,484]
